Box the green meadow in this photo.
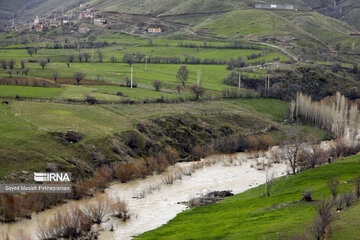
[137,155,360,240]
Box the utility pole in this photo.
[197,68,201,85]
[131,65,133,90]
[238,71,242,90]
[145,56,148,71]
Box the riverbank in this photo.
[0,151,288,239]
[136,154,360,240]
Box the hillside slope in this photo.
[1,0,359,31]
[193,9,360,52]
[137,154,360,239]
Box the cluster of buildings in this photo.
[254,3,295,10]
[5,5,108,33]
[4,4,164,35]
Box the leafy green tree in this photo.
[39,59,47,70]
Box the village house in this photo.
[94,18,107,26]
[148,27,162,33]
[255,3,294,10]
[79,12,95,19]
[34,25,49,32]
[78,27,90,33]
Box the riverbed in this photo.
[0,152,289,240]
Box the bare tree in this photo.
[177,65,189,86]
[328,178,339,199]
[68,55,75,63]
[83,52,90,62]
[123,53,135,66]
[73,72,85,85]
[279,130,304,175]
[20,60,25,70]
[307,133,323,168]
[27,48,35,57]
[7,70,13,78]
[312,199,334,240]
[8,59,15,70]
[136,53,145,62]
[22,67,30,75]
[39,59,47,70]
[190,84,205,100]
[176,84,181,94]
[153,80,162,91]
[1,59,7,70]
[97,49,103,62]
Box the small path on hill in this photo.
[256,42,299,61]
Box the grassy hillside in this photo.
[137,154,360,240]
[0,98,290,179]
[194,9,360,51]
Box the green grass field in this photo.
[0,98,289,178]
[136,154,360,240]
[0,85,63,98]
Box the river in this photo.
[0,152,289,240]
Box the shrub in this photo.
[258,135,274,150]
[74,179,95,199]
[190,84,205,100]
[85,95,98,105]
[111,197,129,222]
[85,194,111,224]
[125,130,145,150]
[335,195,345,211]
[38,205,92,239]
[162,173,175,185]
[246,136,260,152]
[93,165,113,190]
[342,192,355,207]
[214,135,240,154]
[302,189,313,202]
[191,144,206,160]
[162,146,180,164]
[114,162,140,183]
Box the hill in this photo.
[1,0,359,31]
[193,9,360,53]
